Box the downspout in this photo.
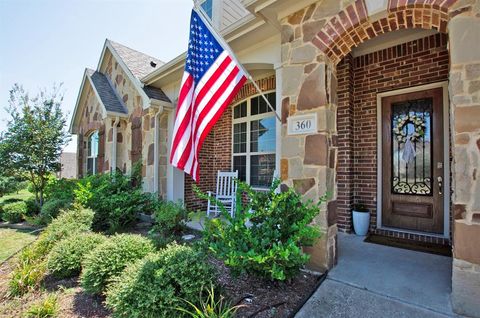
[112,117,120,173]
[153,106,164,195]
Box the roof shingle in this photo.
[143,85,171,103]
[87,69,127,114]
[108,40,164,79]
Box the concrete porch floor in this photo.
[296,233,460,318]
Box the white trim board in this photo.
[376,82,450,239]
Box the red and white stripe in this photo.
[170,50,247,181]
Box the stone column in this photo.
[448,2,480,317]
[280,7,339,272]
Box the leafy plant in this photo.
[24,293,58,317]
[176,284,242,318]
[81,234,155,295]
[75,172,154,233]
[106,243,215,318]
[47,232,107,278]
[197,179,324,281]
[43,177,77,202]
[149,200,188,244]
[2,201,27,223]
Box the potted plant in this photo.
[352,204,370,236]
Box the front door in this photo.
[381,87,444,234]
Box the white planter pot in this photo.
[352,210,370,236]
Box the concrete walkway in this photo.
[296,233,460,318]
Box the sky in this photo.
[0,0,192,152]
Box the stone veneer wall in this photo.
[448,1,480,316]
[336,34,450,245]
[101,49,146,174]
[76,80,106,177]
[78,47,160,186]
[280,0,348,272]
[141,111,169,198]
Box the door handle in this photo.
[437,176,443,195]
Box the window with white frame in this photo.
[86,131,99,175]
[232,92,276,188]
[200,0,213,19]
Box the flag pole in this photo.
[192,1,281,122]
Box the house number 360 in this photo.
[295,120,311,130]
[287,114,317,135]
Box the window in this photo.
[232,92,276,188]
[201,0,213,19]
[86,131,99,175]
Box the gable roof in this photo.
[69,68,128,134]
[87,69,128,114]
[70,40,174,134]
[108,40,164,79]
[96,39,172,107]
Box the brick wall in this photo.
[337,33,449,242]
[337,54,355,232]
[184,107,233,211]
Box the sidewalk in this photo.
[296,233,460,318]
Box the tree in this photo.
[0,84,71,205]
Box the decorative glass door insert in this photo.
[391,98,432,196]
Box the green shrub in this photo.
[1,198,22,219]
[150,200,188,242]
[75,172,154,233]
[8,259,46,297]
[14,206,93,267]
[25,197,41,216]
[24,293,58,318]
[38,198,72,225]
[33,207,94,256]
[8,207,94,296]
[81,234,155,295]
[106,243,214,318]
[197,180,324,281]
[47,232,107,278]
[2,201,27,223]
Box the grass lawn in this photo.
[0,228,38,263]
[0,189,33,204]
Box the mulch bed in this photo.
[0,259,110,318]
[211,258,324,318]
[0,223,324,317]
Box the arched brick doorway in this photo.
[311,0,454,64]
[280,0,480,315]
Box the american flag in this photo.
[170,9,247,181]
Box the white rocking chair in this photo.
[207,170,238,218]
